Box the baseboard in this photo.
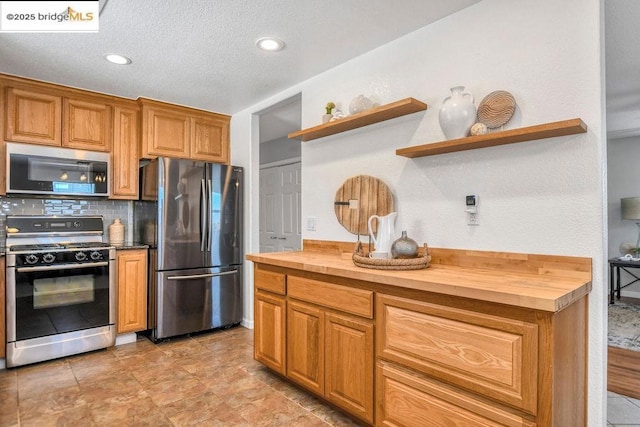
[241,318,254,329]
[115,332,137,346]
[621,290,640,300]
[0,358,5,370]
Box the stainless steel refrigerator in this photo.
[139,158,243,341]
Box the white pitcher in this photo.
[368,212,397,257]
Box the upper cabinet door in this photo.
[63,98,112,152]
[6,87,62,146]
[191,114,229,164]
[139,97,230,162]
[111,105,139,199]
[141,102,190,159]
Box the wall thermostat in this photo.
[466,195,478,210]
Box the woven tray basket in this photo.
[352,242,431,270]
[477,90,516,128]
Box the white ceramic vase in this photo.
[438,86,476,139]
[349,95,373,115]
[109,218,125,246]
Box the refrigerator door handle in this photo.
[207,178,213,251]
[200,178,207,252]
[166,270,238,281]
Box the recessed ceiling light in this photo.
[104,54,132,65]
[256,37,285,52]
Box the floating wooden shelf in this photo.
[396,118,587,158]
[288,97,427,142]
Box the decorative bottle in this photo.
[438,86,476,139]
[109,218,125,247]
[391,231,419,259]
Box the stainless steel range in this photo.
[5,215,116,368]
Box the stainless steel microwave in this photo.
[6,142,109,197]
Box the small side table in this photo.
[609,257,640,304]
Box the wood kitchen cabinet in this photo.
[287,299,325,394]
[139,97,230,163]
[5,86,112,152]
[116,249,148,334]
[0,256,5,358]
[253,267,375,425]
[376,293,539,425]
[286,299,374,423]
[5,87,62,146]
[111,105,140,199]
[325,311,374,423]
[2,74,140,199]
[248,244,591,426]
[287,275,374,424]
[62,97,112,152]
[377,361,536,427]
[254,267,287,375]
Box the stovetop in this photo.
[5,216,113,265]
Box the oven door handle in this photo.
[16,261,109,273]
[167,270,237,281]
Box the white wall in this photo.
[232,0,606,424]
[608,135,640,296]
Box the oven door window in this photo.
[14,264,110,341]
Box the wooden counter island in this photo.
[246,240,592,426]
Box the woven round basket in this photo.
[477,90,516,128]
[352,253,431,270]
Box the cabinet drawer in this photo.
[288,276,373,319]
[377,362,536,427]
[254,267,286,295]
[377,294,538,414]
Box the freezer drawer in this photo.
[152,266,242,341]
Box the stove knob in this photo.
[42,253,56,263]
[75,252,87,262]
[90,251,103,261]
[25,254,39,265]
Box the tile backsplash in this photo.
[0,197,134,245]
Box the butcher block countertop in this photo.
[246,240,592,313]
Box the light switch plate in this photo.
[306,216,316,231]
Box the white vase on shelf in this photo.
[438,86,476,139]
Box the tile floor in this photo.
[1,325,639,426]
[608,391,640,426]
[0,326,361,427]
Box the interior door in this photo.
[259,162,301,252]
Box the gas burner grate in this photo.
[9,244,64,252]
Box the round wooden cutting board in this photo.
[334,175,395,235]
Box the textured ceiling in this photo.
[1,1,635,140]
[0,0,480,116]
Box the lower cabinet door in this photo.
[254,290,286,375]
[287,300,324,395]
[116,250,148,334]
[325,312,374,424]
[377,362,536,427]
